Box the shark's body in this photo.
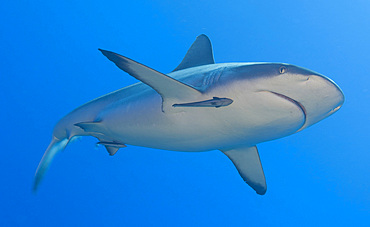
[34,35,344,195]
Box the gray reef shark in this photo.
[34,35,344,195]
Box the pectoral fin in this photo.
[221,146,267,195]
[99,49,202,103]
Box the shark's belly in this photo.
[96,90,305,152]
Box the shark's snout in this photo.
[294,73,344,131]
[319,74,344,118]
[312,74,344,109]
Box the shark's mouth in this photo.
[266,91,307,132]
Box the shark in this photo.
[34,34,344,195]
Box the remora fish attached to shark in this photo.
[34,35,344,195]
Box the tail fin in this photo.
[33,137,69,192]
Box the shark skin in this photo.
[34,35,344,195]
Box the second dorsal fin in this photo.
[173,34,215,72]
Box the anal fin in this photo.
[105,146,119,156]
[97,141,126,156]
[221,146,267,195]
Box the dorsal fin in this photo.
[173,34,215,72]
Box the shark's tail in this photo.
[33,137,69,192]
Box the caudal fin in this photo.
[33,137,69,192]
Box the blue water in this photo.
[1,1,369,226]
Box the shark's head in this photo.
[270,64,344,131]
[222,63,344,134]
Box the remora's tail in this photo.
[33,137,69,192]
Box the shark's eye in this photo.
[279,66,287,74]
